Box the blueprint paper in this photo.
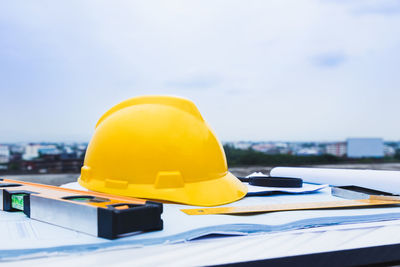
[4,222,400,267]
[2,183,400,261]
[270,167,400,194]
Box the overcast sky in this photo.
[1,0,400,143]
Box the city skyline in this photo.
[1,1,400,142]
[1,138,398,173]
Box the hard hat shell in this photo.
[78,95,247,206]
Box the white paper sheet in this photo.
[270,167,400,194]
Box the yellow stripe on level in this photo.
[181,199,400,215]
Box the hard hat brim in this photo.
[78,172,247,207]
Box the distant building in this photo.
[23,144,41,160]
[252,143,275,153]
[76,144,87,159]
[347,138,384,158]
[296,148,320,156]
[384,145,396,157]
[38,146,61,156]
[325,142,347,157]
[0,145,10,164]
[10,144,24,154]
[233,142,252,150]
[275,142,290,154]
[22,144,61,160]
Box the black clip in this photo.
[239,176,303,188]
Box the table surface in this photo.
[2,172,400,267]
[2,219,400,267]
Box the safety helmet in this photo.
[79,95,247,206]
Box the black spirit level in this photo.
[0,178,163,239]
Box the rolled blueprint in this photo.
[270,167,400,195]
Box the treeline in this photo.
[223,144,399,166]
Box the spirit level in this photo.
[0,178,163,239]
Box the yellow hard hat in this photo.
[78,95,247,206]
